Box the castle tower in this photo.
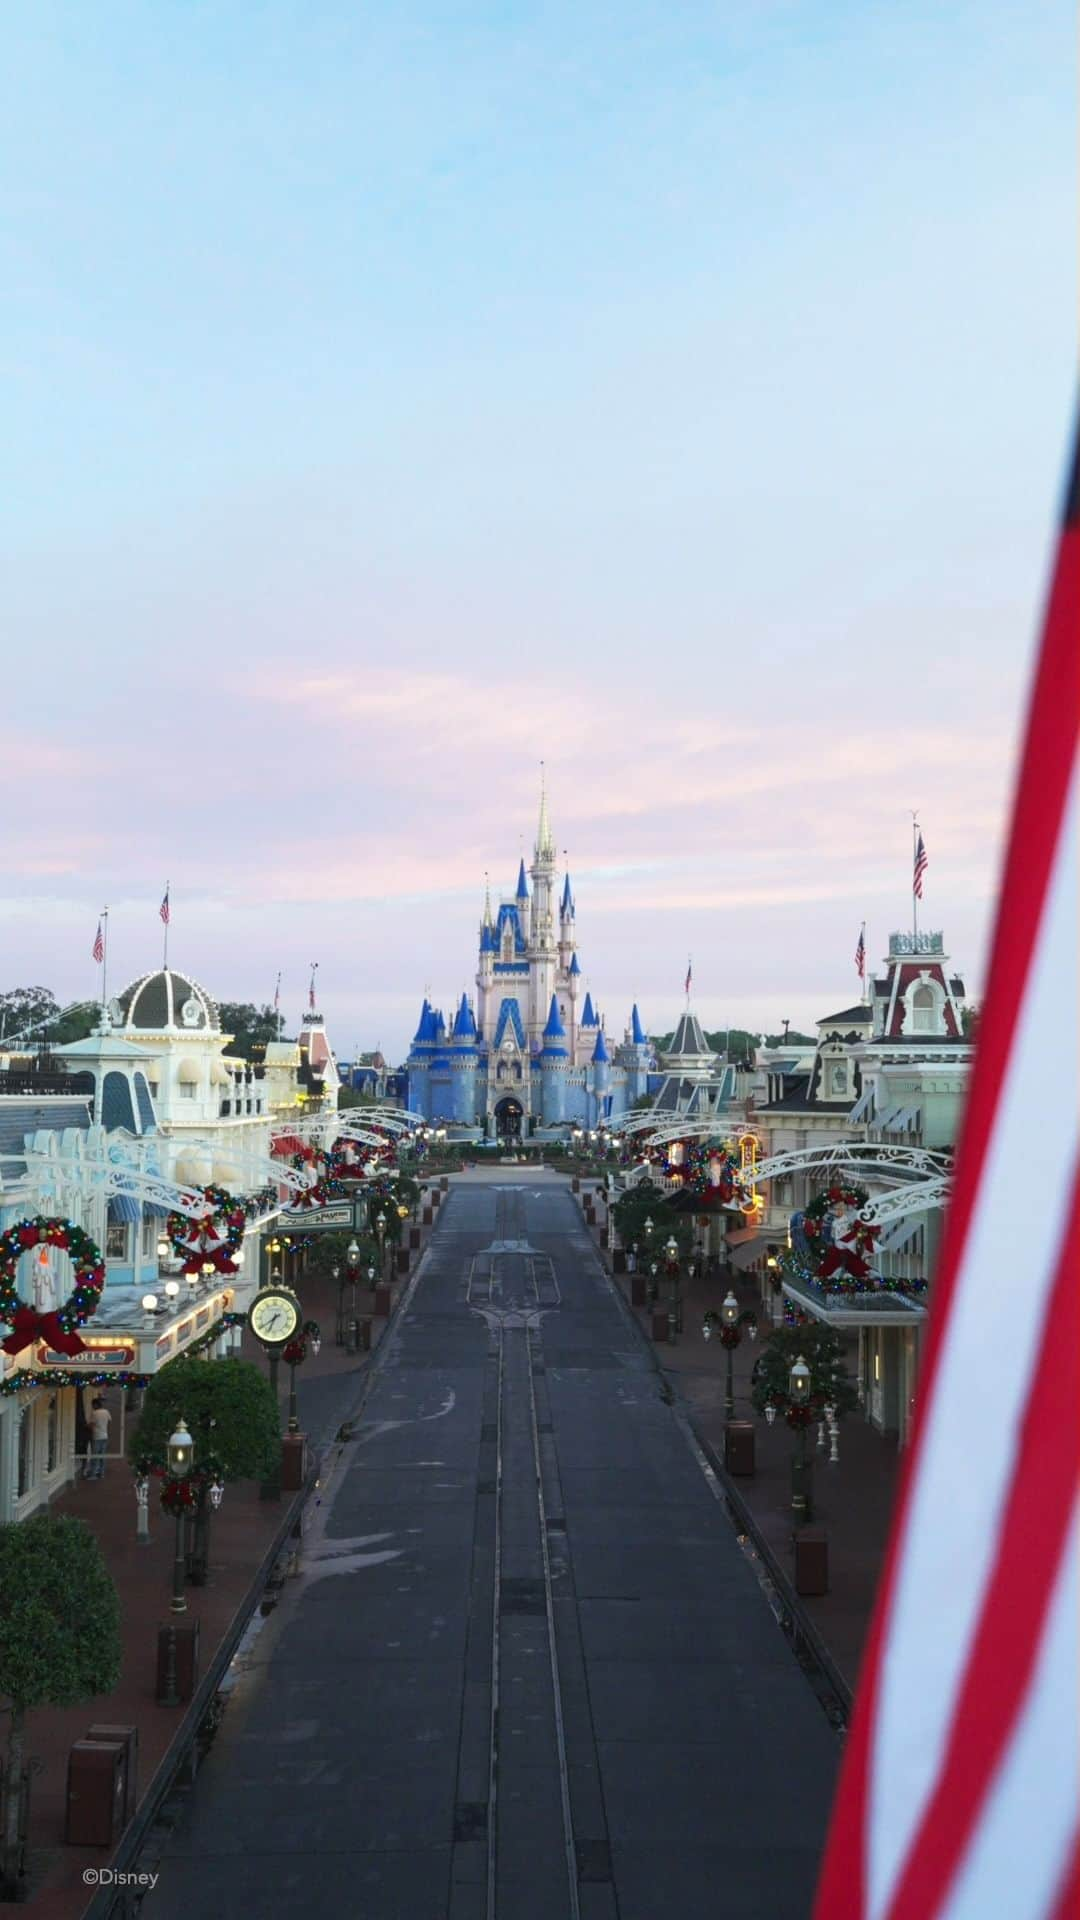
[614,1003,652,1104]
[449,991,480,1125]
[539,992,570,1126]
[589,1024,611,1126]
[528,774,558,1049]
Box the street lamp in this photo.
[789,1354,813,1523]
[166,1419,193,1615]
[345,1239,361,1351]
[702,1290,758,1419]
[375,1210,387,1282]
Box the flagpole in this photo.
[864,921,870,1004]
[910,816,919,941]
[101,908,109,1017]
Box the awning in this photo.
[848,1087,875,1124]
[177,1058,201,1084]
[107,1195,142,1225]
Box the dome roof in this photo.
[117,969,220,1034]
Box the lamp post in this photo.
[332,1263,343,1345]
[701,1290,758,1419]
[789,1353,813,1524]
[375,1210,387,1282]
[166,1418,193,1615]
[346,1239,361,1352]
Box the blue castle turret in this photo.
[539,992,569,1124]
[614,1002,652,1105]
[589,1022,611,1125]
[449,991,480,1124]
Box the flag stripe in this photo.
[1048,1831,1080,1920]
[814,451,1080,1920]
[884,1181,1079,1920]
[936,1507,1078,1920]
[869,773,1078,1917]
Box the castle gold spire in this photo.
[536,762,556,861]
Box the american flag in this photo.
[814,436,1079,1920]
[913,830,928,899]
[92,921,104,965]
[309,962,318,1012]
[159,886,170,926]
[273,971,281,1014]
[684,959,692,995]
[855,925,866,980]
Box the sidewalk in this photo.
[578,1186,900,1696]
[16,1191,443,1917]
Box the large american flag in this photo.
[855,925,866,980]
[913,830,928,900]
[92,920,104,965]
[814,439,1079,1919]
[159,885,170,926]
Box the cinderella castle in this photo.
[407,784,653,1136]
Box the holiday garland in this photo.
[166,1185,247,1274]
[785,1182,927,1298]
[0,1217,107,1358]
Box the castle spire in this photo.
[536,762,555,861]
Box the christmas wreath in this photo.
[800,1183,880,1289]
[283,1320,321,1366]
[650,1141,745,1206]
[0,1216,107,1357]
[166,1185,247,1275]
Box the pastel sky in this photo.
[2,2,1073,1062]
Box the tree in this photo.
[218,1002,282,1060]
[961,1002,981,1040]
[0,988,97,1049]
[338,1086,379,1110]
[0,1513,121,1885]
[130,1356,280,1582]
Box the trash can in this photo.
[396,1246,409,1275]
[374,1284,392,1316]
[422,1208,433,1226]
[409,1226,420,1249]
[651,1309,669,1342]
[613,1248,626,1273]
[85,1725,137,1825]
[724,1421,755,1477]
[795,1527,829,1595]
[66,1741,127,1847]
[631,1274,647,1307]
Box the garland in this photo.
[0,1217,107,1358]
[0,1312,246,1398]
[166,1185,247,1274]
[133,1452,227,1514]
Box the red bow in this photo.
[2,1307,87,1357]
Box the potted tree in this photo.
[0,1512,121,1897]
[129,1356,279,1585]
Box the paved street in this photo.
[144,1177,838,1920]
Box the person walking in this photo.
[83,1396,111,1479]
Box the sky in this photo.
[1,2,1073,1062]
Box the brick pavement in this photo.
[13,1189,444,1918]
[578,1183,900,1696]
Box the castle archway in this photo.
[494,1097,523,1141]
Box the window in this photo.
[106,1222,130,1261]
[46,1396,60,1474]
[912,984,936,1032]
[140,1215,156,1260]
[830,1063,847,1095]
[16,1406,31,1499]
[180,1082,197,1099]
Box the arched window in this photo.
[912,984,936,1032]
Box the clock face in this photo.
[180,997,203,1027]
[249,1289,301,1346]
